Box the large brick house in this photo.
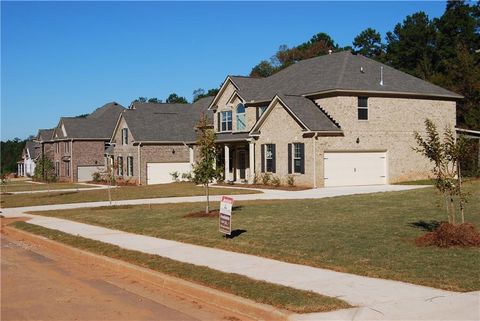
[51,102,125,182]
[109,97,212,185]
[208,51,462,187]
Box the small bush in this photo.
[271,175,281,187]
[415,223,480,248]
[170,171,180,182]
[252,174,259,185]
[91,171,102,182]
[261,173,271,185]
[181,172,192,182]
[286,175,295,186]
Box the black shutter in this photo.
[217,112,221,131]
[300,143,305,174]
[261,144,265,173]
[256,107,260,121]
[271,144,276,173]
[288,143,292,174]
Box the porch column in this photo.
[224,145,230,182]
[249,141,255,184]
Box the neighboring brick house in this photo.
[35,128,55,160]
[110,97,213,185]
[51,102,125,182]
[208,51,462,187]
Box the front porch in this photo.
[217,140,255,184]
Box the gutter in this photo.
[303,88,463,101]
[313,133,319,189]
[137,143,142,185]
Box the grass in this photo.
[12,221,350,313]
[31,180,480,292]
[0,182,260,208]
[393,179,436,185]
[0,181,95,193]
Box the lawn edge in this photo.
[4,223,351,318]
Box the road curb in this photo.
[3,225,293,321]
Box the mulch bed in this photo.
[183,210,220,218]
[415,222,480,248]
[215,183,309,191]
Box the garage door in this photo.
[146,162,192,185]
[324,152,387,187]
[77,166,104,182]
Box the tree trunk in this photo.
[450,197,456,225]
[205,183,210,214]
[458,163,465,224]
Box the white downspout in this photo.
[313,133,318,189]
[137,143,141,185]
[70,139,73,182]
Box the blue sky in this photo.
[1,1,447,140]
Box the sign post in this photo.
[219,196,233,236]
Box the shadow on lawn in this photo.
[408,220,441,232]
[226,229,247,239]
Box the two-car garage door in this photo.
[146,162,192,185]
[324,152,387,187]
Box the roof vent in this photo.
[380,66,384,86]
[360,67,364,73]
[328,49,333,55]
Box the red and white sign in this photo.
[219,196,234,235]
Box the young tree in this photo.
[414,119,470,224]
[192,114,223,213]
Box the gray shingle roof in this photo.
[24,140,38,159]
[229,51,462,102]
[37,128,54,142]
[278,94,341,132]
[121,97,214,143]
[54,102,125,140]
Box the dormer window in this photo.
[220,111,232,132]
[256,106,268,121]
[236,103,246,131]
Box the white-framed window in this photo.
[358,97,368,120]
[257,106,268,120]
[220,111,232,132]
[261,144,276,173]
[55,161,60,176]
[117,156,123,176]
[288,143,305,174]
[236,103,246,131]
[126,156,134,176]
[55,142,59,154]
[122,128,128,145]
[64,161,70,177]
[64,141,69,154]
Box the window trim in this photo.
[220,111,233,132]
[64,161,70,177]
[358,97,369,120]
[235,103,246,132]
[117,156,124,176]
[264,144,275,173]
[126,156,134,177]
[122,128,128,145]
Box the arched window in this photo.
[236,103,246,131]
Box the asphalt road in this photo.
[1,234,247,321]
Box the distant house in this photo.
[51,102,125,182]
[208,51,462,187]
[17,140,38,177]
[110,97,213,185]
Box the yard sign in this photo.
[219,196,234,235]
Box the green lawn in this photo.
[30,180,480,292]
[0,182,260,208]
[12,222,349,313]
[0,181,95,193]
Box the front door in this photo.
[238,150,246,180]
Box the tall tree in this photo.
[385,12,437,80]
[193,88,219,102]
[166,93,188,104]
[250,60,276,77]
[0,138,26,175]
[353,28,384,59]
[147,97,162,103]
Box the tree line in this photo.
[249,1,479,130]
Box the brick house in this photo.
[51,102,125,182]
[208,51,462,187]
[110,97,213,185]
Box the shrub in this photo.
[252,174,259,185]
[91,171,102,182]
[271,175,281,187]
[170,171,180,182]
[286,175,295,186]
[261,173,271,185]
[181,172,192,182]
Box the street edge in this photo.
[3,224,293,321]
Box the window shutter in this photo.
[271,144,276,173]
[300,143,305,174]
[256,107,260,121]
[288,144,292,174]
[217,112,221,131]
[261,144,265,173]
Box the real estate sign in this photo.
[219,196,233,235]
